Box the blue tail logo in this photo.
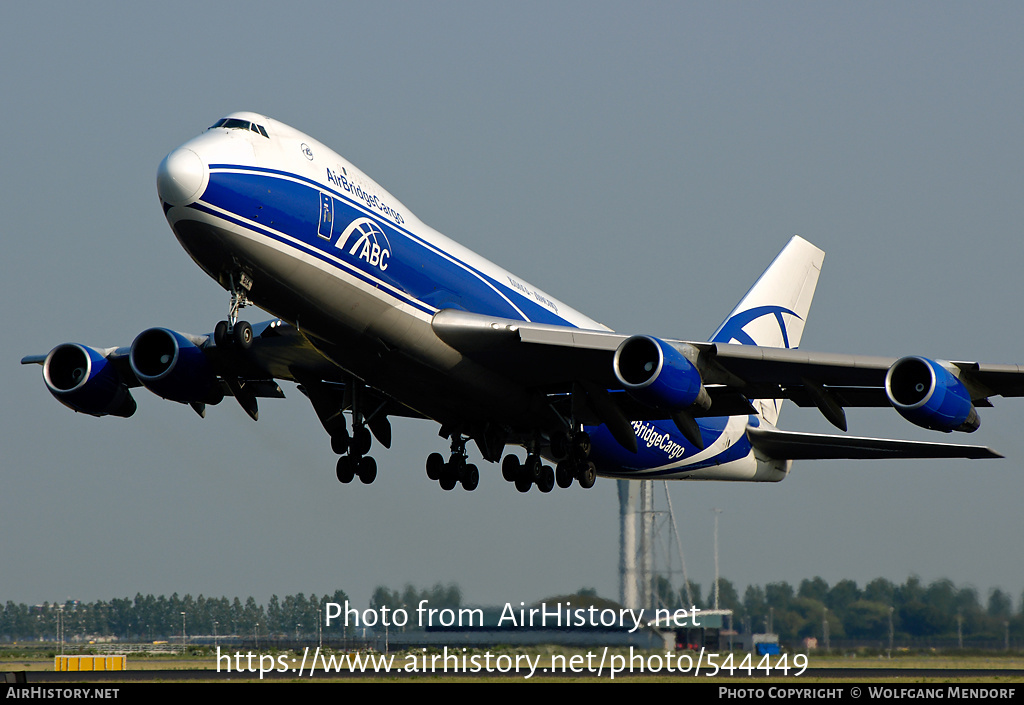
[712,305,800,348]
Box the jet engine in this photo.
[613,335,710,411]
[884,356,979,432]
[43,344,137,417]
[129,328,222,404]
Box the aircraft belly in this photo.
[169,210,545,429]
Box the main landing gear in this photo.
[501,431,596,493]
[335,441,377,485]
[333,386,379,485]
[425,435,479,491]
[333,421,377,485]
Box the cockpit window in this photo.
[209,118,270,138]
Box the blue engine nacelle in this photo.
[129,328,222,404]
[43,344,137,417]
[613,335,709,410]
[884,356,980,432]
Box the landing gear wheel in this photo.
[352,427,372,456]
[331,431,350,455]
[577,461,597,489]
[426,452,444,481]
[501,455,520,482]
[572,431,592,461]
[460,464,479,491]
[234,320,253,349]
[556,461,575,489]
[514,473,533,493]
[214,320,230,348]
[550,432,571,460]
[357,456,377,484]
[537,465,555,493]
[439,464,458,491]
[525,455,542,480]
[336,456,356,483]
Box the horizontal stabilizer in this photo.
[747,425,1002,460]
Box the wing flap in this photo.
[701,344,895,388]
[951,361,1024,398]
[747,425,1002,460]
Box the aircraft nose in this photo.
[157,148,208,206]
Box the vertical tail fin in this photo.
[710,236,824,424]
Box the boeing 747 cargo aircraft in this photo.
[23,112,1024,493]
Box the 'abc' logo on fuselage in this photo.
[336,217,391,271]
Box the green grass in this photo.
[4,644,1024,682]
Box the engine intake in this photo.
[43,344,136,417]
[884,356,979,433]
[129,328,221,404]
[613,335,709,411]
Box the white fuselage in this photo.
[158,112,787,482]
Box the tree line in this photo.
[1,590,349,643]
[2,577,1022,644]
[655,575,1023,643]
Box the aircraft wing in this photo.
[21,320,420,432]
[676,344,1024,406]
[431,308,1024,436]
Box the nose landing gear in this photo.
[213,272,255,350]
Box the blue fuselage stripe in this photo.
[193,163,752,478]
[186,200,437,316]
[199,165,570,325]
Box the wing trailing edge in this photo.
[746,425,1002,460]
